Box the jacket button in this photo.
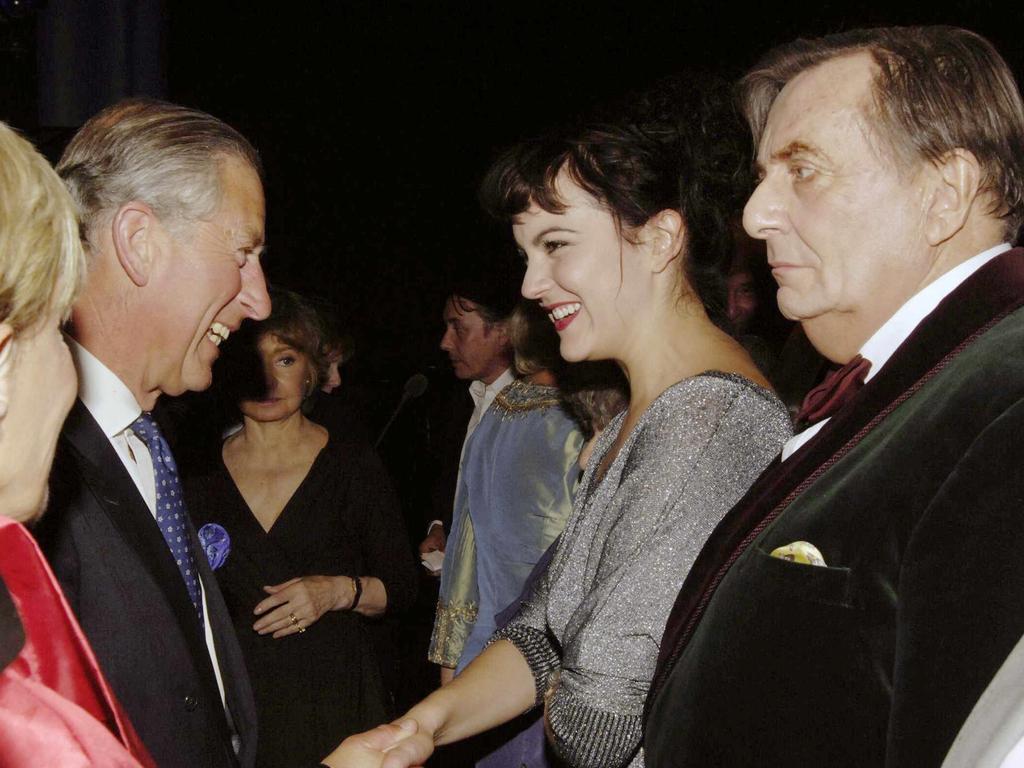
[184,694,198,711]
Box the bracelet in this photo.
[349,576,363,610]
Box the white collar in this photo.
[69,337,144,437]
[859,242,1011,382]
[781,242,1011,462]
[468,367,515,407]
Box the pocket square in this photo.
[770,541,827,567]
[198,523,231,570]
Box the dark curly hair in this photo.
[480,74,752,325]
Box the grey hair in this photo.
[740,26,1024,241]
[56,98,263,246]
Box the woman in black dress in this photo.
[187,289,417,768]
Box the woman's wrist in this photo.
[332,575,353,611]
[402,700,445,746]
[350,575,363,610]
[332,575,363,611]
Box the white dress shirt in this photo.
[781,243,1011,461]
[70,339,229,709]
[464,367,516,446]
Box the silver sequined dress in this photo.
[492,372,792,767]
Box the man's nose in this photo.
[238,258,272,320]
[743,173,788,241]
[440,327,455,351]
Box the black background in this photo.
[3,1,1020,391]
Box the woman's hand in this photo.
[321,719,434,768]
[253,575,348,638]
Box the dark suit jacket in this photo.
[644,249,1024,767]
[36,401,257,768]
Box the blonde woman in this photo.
[0,122,152,766]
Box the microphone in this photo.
[375,373,429,448]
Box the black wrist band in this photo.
[351,576,363,610]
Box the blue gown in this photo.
[430,379,581,670]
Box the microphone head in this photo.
[403,373,429,399]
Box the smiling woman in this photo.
[324,76,793,768]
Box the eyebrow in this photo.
[530,226,578,246]
[263,338,296,353]
[759,140,832,171]
[234,225,265,249]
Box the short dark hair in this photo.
[740,26,1024,241]
[480,75,751,325]
[449,238,521,324]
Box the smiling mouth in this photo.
[208,321,230,346]
[547,303,581,331]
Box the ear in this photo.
[494,319,511,346]
[111,202,158,287]
[0,323,14,423]
[487,318,512,351]
[642,209,686,274]
[924,149,983,246]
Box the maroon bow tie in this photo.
[795,354,872,429]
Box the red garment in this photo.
[0,516,154,768]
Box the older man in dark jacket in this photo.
[645,26,1024,768]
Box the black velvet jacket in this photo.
[644,249,1024,767]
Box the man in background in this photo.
[421,273,515,685]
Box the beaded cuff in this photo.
[547,687,643,768]
[488,623,560,704]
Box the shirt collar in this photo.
[468,367,515,408]
[69,337,144,438]
[859,242,1011,382]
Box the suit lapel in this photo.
[192,518,257,761]
[648,248,1024,709]
[59,401,227,714]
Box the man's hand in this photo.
[321,719,434,768]
[418,526,445,579]
[418,524,446,555]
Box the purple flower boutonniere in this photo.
[198,523,231,570]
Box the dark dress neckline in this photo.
[219,441,330,536]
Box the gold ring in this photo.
[297,625,306,634]
[289,613,298,626]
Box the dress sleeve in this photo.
[545,387,790,768]
[348,446,418,615]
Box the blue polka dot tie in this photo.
[131,412,204,628]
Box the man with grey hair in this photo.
[37,99,270,768]
[643,26,1024,768]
